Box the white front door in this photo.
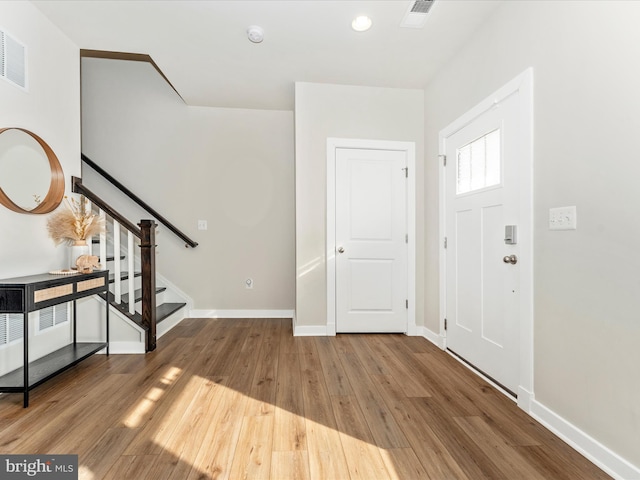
[443,89,525,395]
[335,147,407,333]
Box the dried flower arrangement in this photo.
[47,195,105,246]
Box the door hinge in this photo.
[440,154,447,166]
[444,237,448,249]
[406,299,409,309]
[403,166,408,178]
[405,233,408,244]
[444,318,447,330]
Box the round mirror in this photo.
[0,128,65,214]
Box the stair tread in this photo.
[101,292,185,330]
[121,287,167,304]
[108,271,141,283]
[157,303,187,323]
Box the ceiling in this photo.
[32,0,503,111]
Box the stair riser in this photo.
[157,308,186,338]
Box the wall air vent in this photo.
[0,28,26,90]
[38,303,69,332]
[0,31,5,79]
[401,0,435,29]
[0,313,23,346]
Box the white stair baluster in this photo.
[114,221,121,304]
[99,209,107,269]
[128,231,135,315]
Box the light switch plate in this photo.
[197,220,208,231]
[549,206,577,230]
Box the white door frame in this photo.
[439,68,534,411]
[327,138,416,336]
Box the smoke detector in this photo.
[247,25,264,43]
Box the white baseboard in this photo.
[406,322,418,336]
[293,324,330,336]
[415,325,445,349]
[517,386,534,413]
[326,322,336,336]
[189,309,294,319]
[530,400,640,480]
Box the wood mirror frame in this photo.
[0,128,65,214]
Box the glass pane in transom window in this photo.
[456,129,501,194]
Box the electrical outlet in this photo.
[245,278,253,289]
[549,206,577,230]
[197,220,208,231]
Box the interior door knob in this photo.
[337,246,345,253]
[503,254,517,264]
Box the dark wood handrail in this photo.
[81,154,198,248]
[72,177,142,237]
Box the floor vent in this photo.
[401,0,435,29]
[0,28,26,90]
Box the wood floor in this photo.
[0,318,610,480]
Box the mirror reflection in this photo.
[0,128,65,215]
[0,129,51,211]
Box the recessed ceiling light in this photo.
[352,15,372,32]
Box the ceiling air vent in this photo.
[411,0,434,14]
[401,0,435,29]
[0,28,26,90]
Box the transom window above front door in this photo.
[456,128,501,194]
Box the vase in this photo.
[68,240,90,270]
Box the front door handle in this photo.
[503,254,518,265]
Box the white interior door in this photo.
[444,91,523,394]
[335,147,407,333]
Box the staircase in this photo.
[72,156,197,352]
[99,242,186,352]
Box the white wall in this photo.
[81,58,295,312]
[0,1,81,375]
[424,0,640,472]
[294,82,424,331]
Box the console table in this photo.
[0,270,109,407]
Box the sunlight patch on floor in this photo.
[78,464,94,480]
[113,365,402,479]
[123,366,182,428]
[378,448,402,480]
[147,373,230,477]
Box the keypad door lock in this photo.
[504,225,517,245]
